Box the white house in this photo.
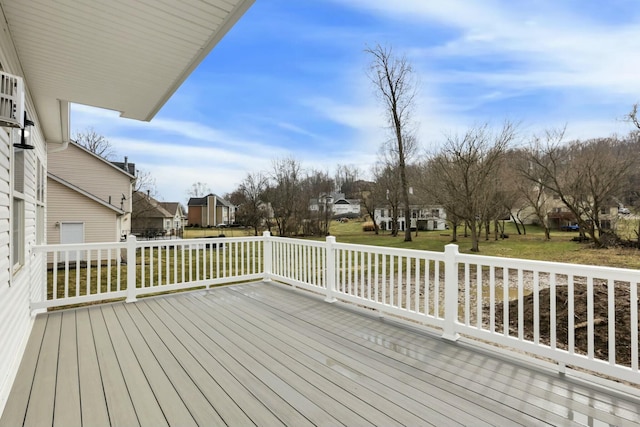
[309,192,361,217]
[375,205,448,231]
[0,0,254,416]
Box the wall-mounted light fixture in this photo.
[13,111,35,150]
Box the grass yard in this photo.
[321,219,640,270]
[183,227,255,239]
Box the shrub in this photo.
[362,222,375,232]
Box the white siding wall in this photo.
[0,19,48,414]
[0,119,46,414]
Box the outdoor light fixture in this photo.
[13,111,35,150]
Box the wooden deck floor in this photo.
[2,282,639,426]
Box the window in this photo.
[12,147,25,269]
[36,158,45,244]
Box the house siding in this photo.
[47,179,121,244]
[48,143,132,239]
[0,37,47,415]
[48,144,132,213]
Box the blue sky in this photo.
[71,0,640,203]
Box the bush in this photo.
[362,222,376,232]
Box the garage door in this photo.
[60,222,84,261]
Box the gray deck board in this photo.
[189,292,423,426]
[239,283,640,426]
[206,287,529,426]
[163,297,342,426]
[89,307,139,427]
[172,295,377,426]
[22,312,60,427]
[53,311,81,427]
[121,303,227,427]
[76,309,110,427]
[2,281,640,427]
[192,291,470,426]
[0,315,47,427]
[99,306,168,427]
[151,297,300,426]
[271,291,640,426]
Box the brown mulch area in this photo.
[489,283,639,367]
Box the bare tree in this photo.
[427,123,516,252]
[334,164,361,198]
[73,127,116,159]
[627,103,640,130]
[358,178,381,234]
[134,168,157,197]
[524,133,640,246]
[373,161,402,236]
[263,157,303,237]
[187,182,211,199]
[367,44,417,242]
[228,172,269,236]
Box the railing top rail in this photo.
[456,251,640,281]
[269,236,326,248]
[136,236,263,248]
[34,242,126,252]
[333,241,446,260]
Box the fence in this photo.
[32,232,640,384]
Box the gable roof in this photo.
[2,0,254,144]
[159,202,184,217]
[48,173,125,214]
[187,193,232,207]
[133,192,173,219]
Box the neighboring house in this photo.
[309,192,361,217]
[158,201,187,235]
[375,205,448,232]
[0,0,253,415]
[132,192,185,237]
[47,142,135,245]
[188,194,235,227]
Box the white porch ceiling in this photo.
[0,0,254,143]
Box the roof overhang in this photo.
[0,0,254,144]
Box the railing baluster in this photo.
[550,273,556,350]
[632,281,638,371]
[476,264,482,329]
[503,267,509,338]
[464,263,470,325]
[587,276,594,359]
[607,278,615,365]
[518,268,524,340]
[533,271,540,344]
[568,275,575,354]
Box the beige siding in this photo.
[47,179,121,244]
[48,143,132,213]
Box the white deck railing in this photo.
[32,232,640,384]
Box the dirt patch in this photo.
[489,283,639,367]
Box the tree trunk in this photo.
[470,221,479,252]
[510,214,522,234]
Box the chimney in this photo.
[146,189,150,199]
[124,156,129,172]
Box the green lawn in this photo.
[320,220,640,269]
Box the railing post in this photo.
[262,231,272,282]
[325,236,337,303]
[125,234,137,303]
[442,244,460,341]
